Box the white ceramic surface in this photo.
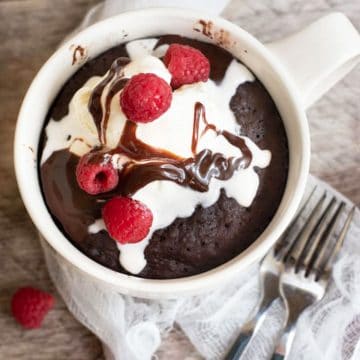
[14,9,360,298]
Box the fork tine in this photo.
[308,201,346,278]
[320,206,355,277]
[301,197,337,270]
[275,186,317,259]
[284,191,327,264]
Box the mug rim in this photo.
[14,7,309,298]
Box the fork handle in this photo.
[225,309,268,360]
[225,295,277,360]
[271,355,284,360]
[224,331,253,360]
[270,325,296,360]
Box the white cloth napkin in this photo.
[42,2,360,359]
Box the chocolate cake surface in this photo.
[40,35,289,279]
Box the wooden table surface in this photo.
[0,0,359,359]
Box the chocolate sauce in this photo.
[88,57,130,143]
[89,77,253,195]
[191,103,201,155]
[85,52,253,197]
[113,103,253,193]
[118,120,181,160]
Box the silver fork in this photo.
[225,189,355,360]
[225,187,317,360]
[270,200,355,360]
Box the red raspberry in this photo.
[102,197,153,244]
[164,44,210,89]
[76,152,118,195]
[11,287,55,329]
[120,73,172,123]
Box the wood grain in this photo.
[0,0,359,359]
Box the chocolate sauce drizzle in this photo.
[87,57,253,196]
[88,57,130,144]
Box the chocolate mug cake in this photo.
[39,35,288,279]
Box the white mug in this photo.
[14,9,360,299]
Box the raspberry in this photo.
[11,287,55,329]
[164,44,210,89]
[120,73,172,123]
[102,197,153,244]
[76,152,118,195]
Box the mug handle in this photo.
[266,12,360,110]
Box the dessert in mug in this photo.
[40,35,288,279]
